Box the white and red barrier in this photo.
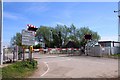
[33,48,81,54]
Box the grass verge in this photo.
[111,53,120,57]
[2,59,38,78]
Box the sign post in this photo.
[84,34,92,56]
[22,29,35,46]
[30,46,33,62]
[22,46,25,61]
[22,29,35,61]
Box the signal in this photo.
[27,24,38,32]
[84,34,92,40]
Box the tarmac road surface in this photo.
[32,53,118,78]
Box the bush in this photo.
[2,59,38,78]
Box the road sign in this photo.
[22,29,35,46]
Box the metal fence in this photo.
[85,46,120,57]
[3,46,19,63]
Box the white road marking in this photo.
[46,58,71,63]
[40,58,71,77]
[40,62,49,77]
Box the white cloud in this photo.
[3,12,18,20]
[26,6,48,13]
[3,12,28,21]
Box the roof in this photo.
[98,41,120,43]
[66,41,77,48]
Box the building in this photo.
[98,41,120,47]
[85,41,120,57]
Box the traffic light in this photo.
[27,24,38,32]
[84,34,92,40]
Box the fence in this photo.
[3,46,18,63]
[85,45,120,57]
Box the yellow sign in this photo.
[30,46,33,52]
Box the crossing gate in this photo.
[47,48,81,56]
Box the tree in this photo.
[54,24,70,47]
[77,27,100,48]
[10,32,22,46]
[15,33,22,46]
[10,32,23,60]
[68,24,77,40]
[58,31,62,47]
[36,26,51,47]
[10,36,16,47]
[35,24,100,49]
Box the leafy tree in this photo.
[10,36,16,47]
[33,44,41,49]
[15,33,22,46]
[58,31,62,47]
[55,24,70,46]
[35,24,100,49]
[10,33,22,46]
[78,27,100,47]
[36,26,51,47]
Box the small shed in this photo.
[65,41,77,48]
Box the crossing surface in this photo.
[31,53,118,78]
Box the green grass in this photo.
[2,59,38,78]
[111,53,120,57]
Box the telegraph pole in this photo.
[114,1,120,42]
[118,1,120,42]
[0,0,3,65]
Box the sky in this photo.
[3,2,119,46]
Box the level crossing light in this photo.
[27,24,38,32]
[84,34,92,40]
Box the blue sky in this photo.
[3,2,118,46]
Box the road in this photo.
[32,53,118,78]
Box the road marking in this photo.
[40,62,49,77]
[46,58,71,63]
[40,58,71,77]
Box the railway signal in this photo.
[84,34,92,40]
[27,24,38,32]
